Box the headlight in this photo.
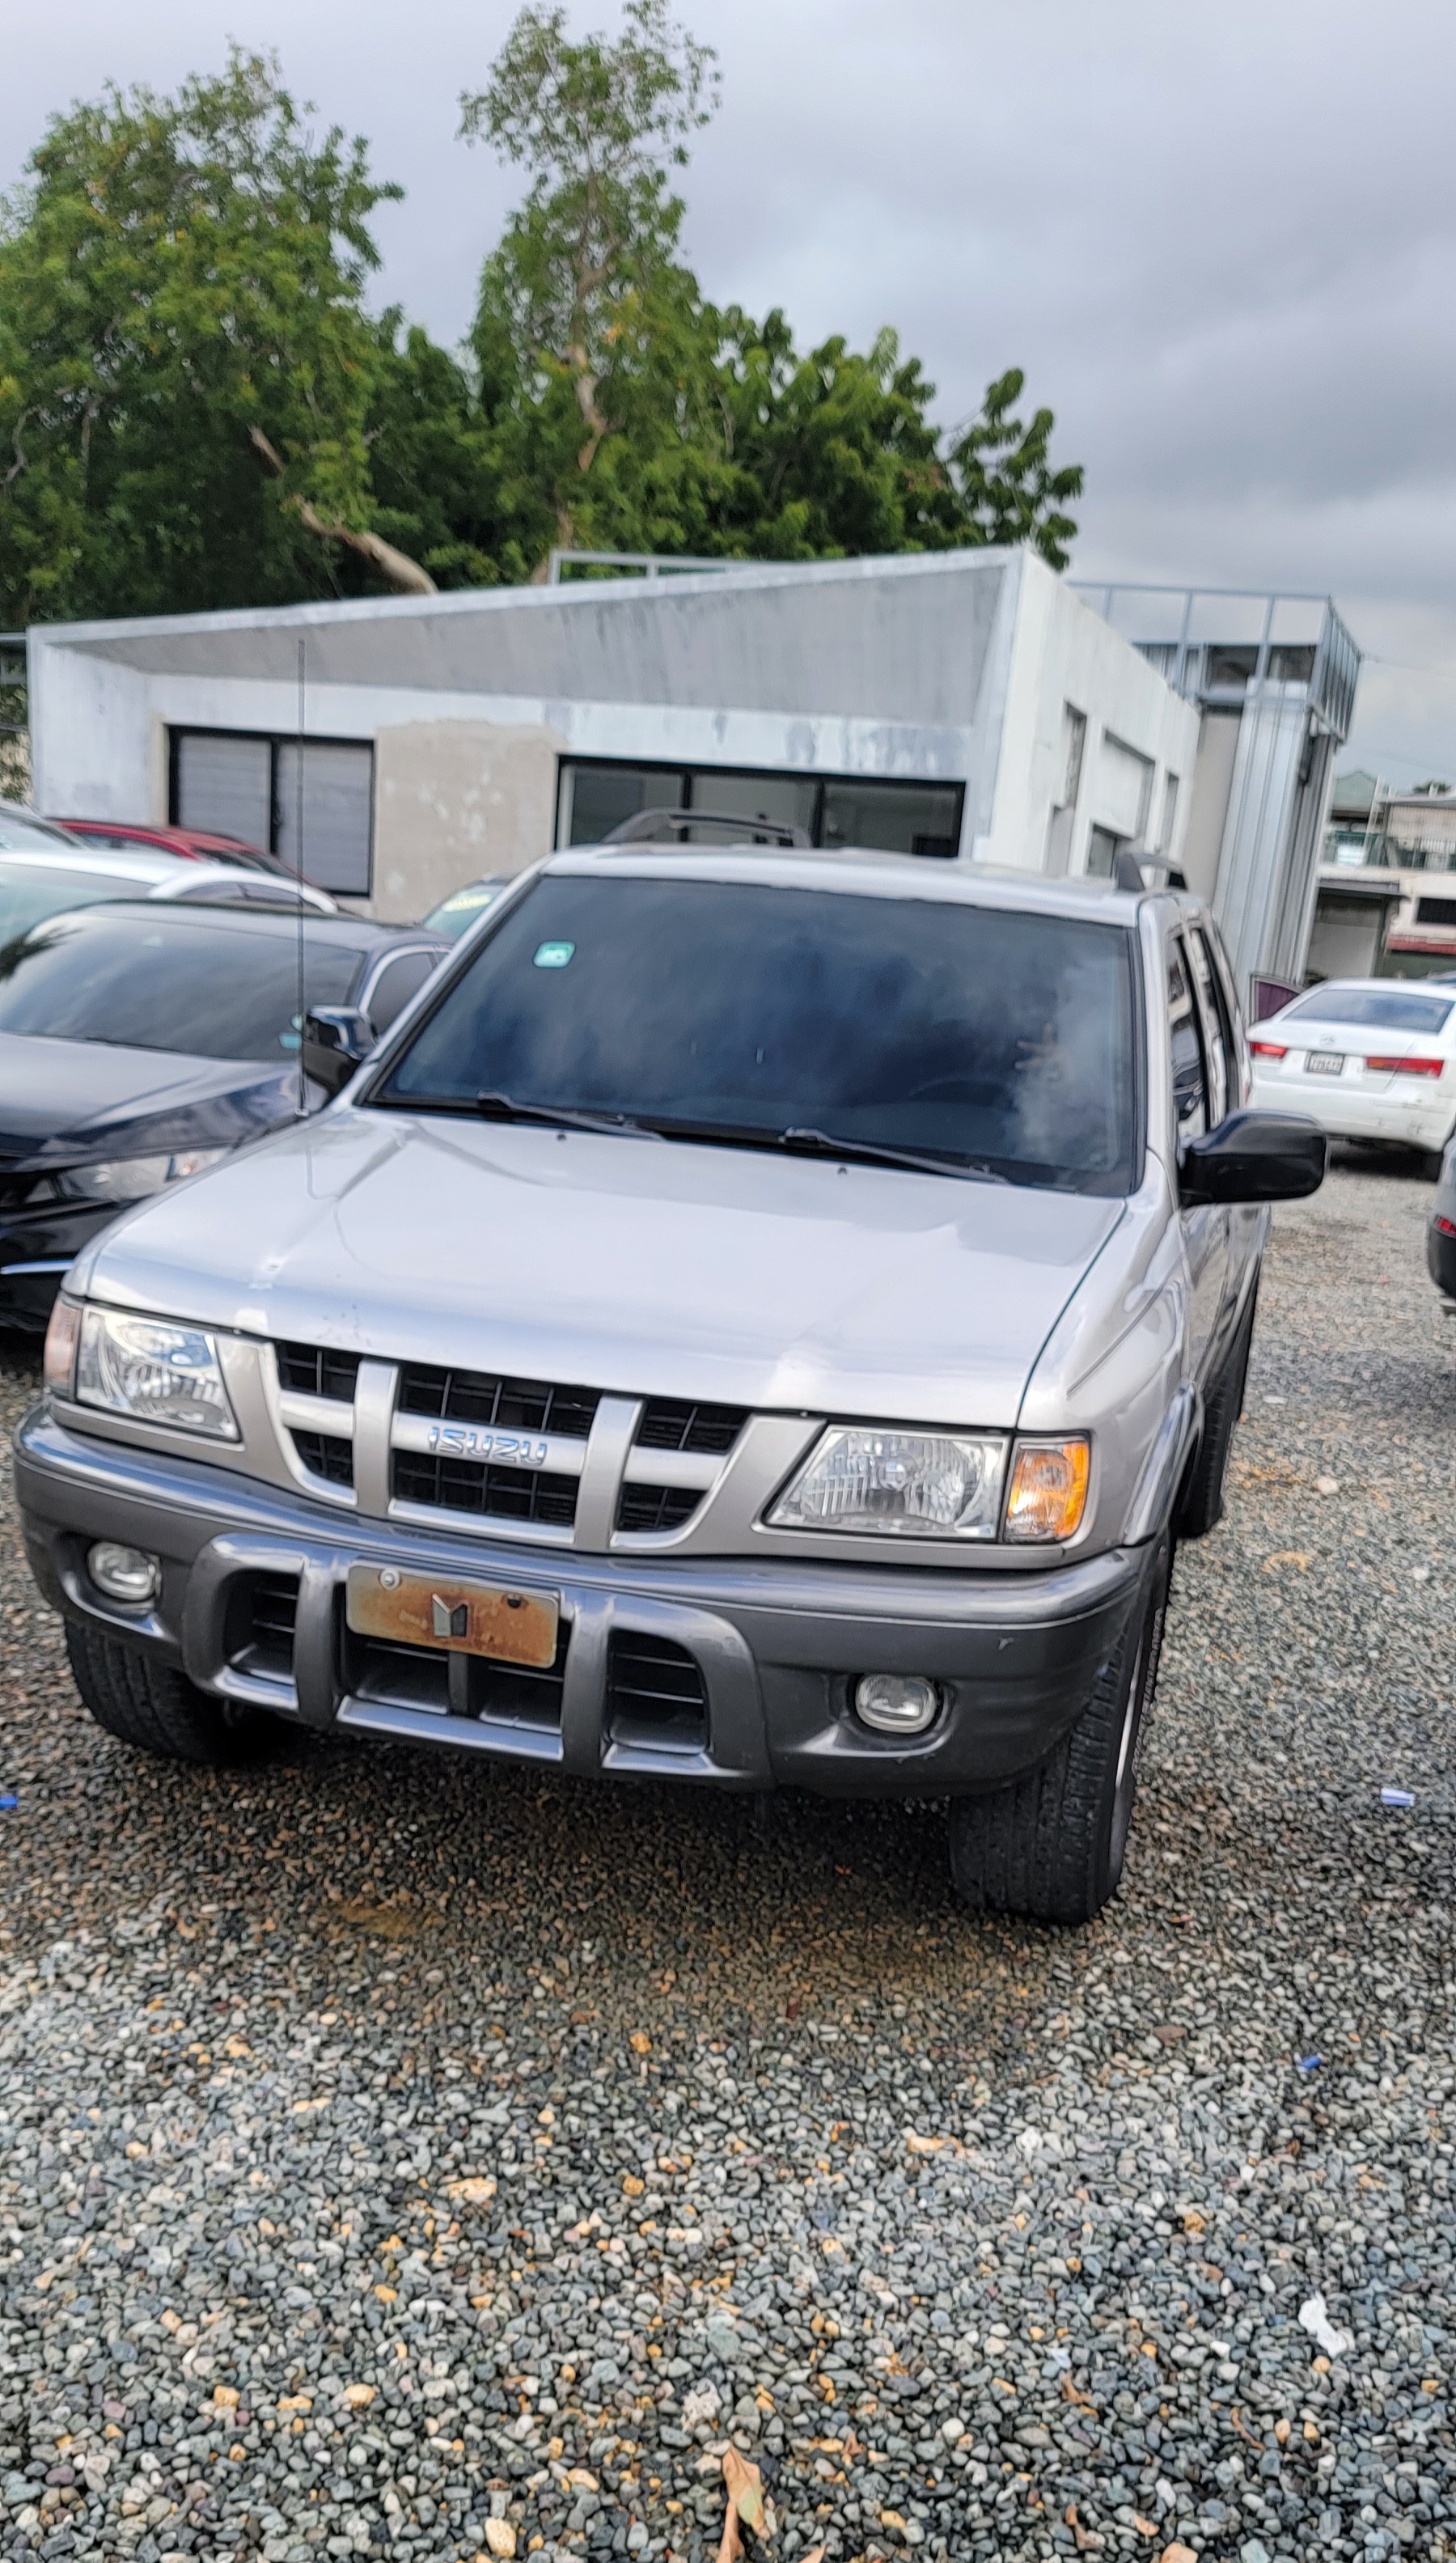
[1004,1437,1090,1542]
[61,1148,227,1204]
[767,1426,1008,1539]
[75,1307,239,1439]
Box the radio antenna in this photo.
[295,635,307,1118]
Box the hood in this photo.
[0,1032,300,1165]
[76,1107,1128,1428]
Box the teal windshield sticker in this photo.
[533,941,575,969]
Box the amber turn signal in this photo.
[43,1296,81,1398]
[1004,1436,1090,1542]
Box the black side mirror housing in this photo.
[302,1005,374,1099]
[1179,1108,1327,1207]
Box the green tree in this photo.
[0,47,434,626]
[461,0,722,566]
[461,1,1081,574]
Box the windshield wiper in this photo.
[473,1091,652,1137]
[624,1112,1006,1181]
[778,1126,1010,1181]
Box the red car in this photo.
[52,818,292,879]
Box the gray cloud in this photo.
[6,0,1456,773]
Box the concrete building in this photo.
[1315,772,1456,977]
[26,549,1358,1002]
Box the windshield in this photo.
[0,910,364,1060]
[0,859,163,943]
[1280,985,1454,1034]
[425,880,506,940]
[379,876,1141,1194]
[0,808,74,853]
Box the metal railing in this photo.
[544,550,764,586]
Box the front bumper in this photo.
[17,1407,1153,1799]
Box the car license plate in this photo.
[1305,1050,1344,1075]
[345,1565,559,1667]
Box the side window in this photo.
[1187,929,1230,1125]
[366,950,440,1035]
[1167,939,1208,1142]
[1201,920,1250,1105]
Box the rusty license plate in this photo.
[345,1565,560,1667]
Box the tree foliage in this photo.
[0,12,1084,627]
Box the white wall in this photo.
[984,556,1200,878]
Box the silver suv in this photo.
[17,846,1325,1921]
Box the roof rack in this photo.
[1112,849,1187,894]
[601,807,813,849]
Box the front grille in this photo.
[392,1451,578,1528]
[224,1573,298,1683]
[277,1342,362,1402]
[607,1633,708,1752]
[616,1483,702,1534]
[636,1398,747,1455]
[0,1171,56,1213]
[398,1364,599,1439]
[293,1431,354,1487]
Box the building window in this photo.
[170,727,374,896]
[555,758,963,858]
[1160,773,1180,852]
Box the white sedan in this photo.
[1248,978,1456,1154]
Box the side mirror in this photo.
[1179,1108,1327,1206]
[302,1004,374,1100]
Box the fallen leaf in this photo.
[341,2383,374,2409]
[447,2176,498,2206]
[716,2499,743,2563]
[484,2523,517,2560]
[1060,2374,1098,2414]
[1262,1550,1311,1573]
[722,2447,766,2535]
[1230,2407,1265,2451]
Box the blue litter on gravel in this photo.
[1381,1787,1416,1808]
[0,1794,16,1810]
[1297,2053,1323,2073]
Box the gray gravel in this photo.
[0,1153,1454,2563]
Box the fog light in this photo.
[87,1541,160,1605]
[854,1673,940,1735]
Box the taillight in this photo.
[1437,1215,1456,1238]
[1365,1055,1445,1077]
[1250,1040,1288,1060]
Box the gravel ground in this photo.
[0,1154,1453,2563]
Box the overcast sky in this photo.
[7,0,1456,781]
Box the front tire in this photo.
[66,1622,277,1767]
[947,1538,1172,1925]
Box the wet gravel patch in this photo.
[0,1158,1453,2563]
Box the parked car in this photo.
[423,877,509,940]
[1249,977,1456,1161]
[19,849,1324,1921]
[1428,1137,1456,1311]
[0,902,448,1327]
[0,845,338,947]
[53,816,295,879]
